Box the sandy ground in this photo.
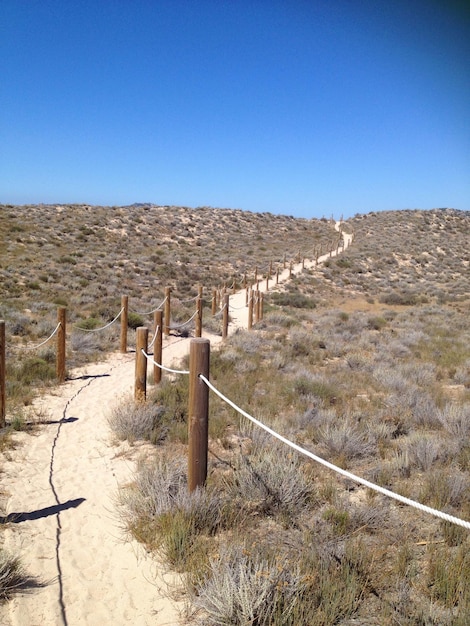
[0,226,351,625]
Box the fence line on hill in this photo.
[0,226,353,426]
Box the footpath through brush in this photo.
[0,227,351,625]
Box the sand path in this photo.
[1,224,351,625]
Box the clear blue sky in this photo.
[1,0,469,218]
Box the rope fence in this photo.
[198,372,470,531]
[141,349,190,375]
[73,307,124,332]
[1,225,353,424]
[21,322,61,351]
[131,296,167,316]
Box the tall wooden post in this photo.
[254,266,258,284]
[259,292,264,321]
[222,294,229,339]
[198,284,203,298]
[266,274,269,291]
[302,257,305,270]
[211,288,217,315]
[243,272,247,289]
[0,321,5,427]
[56,307,66,383]
[245,285,249,306]
[135,327,148,402]
[164,287,171,336]
[153,311,163,384]
[276,268,279,284]
[248,289,253,330]
[283,253,286,269]
[188,338,210,492]
[195,297,203,338]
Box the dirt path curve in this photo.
[1,224,352,625]
[228,222,352,327]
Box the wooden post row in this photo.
[153,310,163,384]
[135,327,148,401]
[120,295,128,353]
[0,320,5,427]
[188,338,210,492]
[56,307,66,383]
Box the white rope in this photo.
[199,375,470,530]
[212,306,226,319]
[132,296,167,316]
[229,301,247,311]
[22,322,61,350]
[170,309,199,329]
[141,350,189,375]
[178,294,200,304]
[148,325,160,350]
[73,307,124,332]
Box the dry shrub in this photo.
[108,398,167,443]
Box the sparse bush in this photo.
[108,398,167,443]
[127,311,144,330]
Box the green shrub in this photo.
[127,311,144,329]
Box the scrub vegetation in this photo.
[1,203,469,622]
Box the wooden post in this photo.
[188,338,210,492]
[302,257,305,270]
[135,327,148,401]
[56,307,66,383]
[283,253,286,269]
[276,268,279,284]
[0,320,5,427]
[211,288,217,315]
[254,266,258,284]
[266,274,269,291]
[164,287,171,336]
[289,261,293,278]
[245,285,249,306]
[248,289,253,330]
[269,260,273,275]
[153,310,163,384]
[198,284,203,298]
[243,272,247,289]
[195,297,203,338]
[120,295,128,353]
[257,290,262,322]
[222,294,229,339]
[254,291,259,324]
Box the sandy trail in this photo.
[1,225,351,625]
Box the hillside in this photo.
[321,208,468,304]
[0,203,336,319]
[1,205,470,625]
